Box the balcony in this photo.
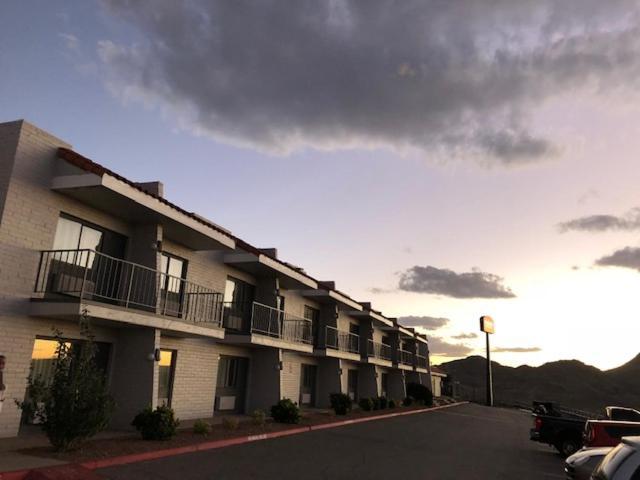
[222,301,313,350]
[415,354,429,371]
[325,326,359,352]
[367,340,392,365]
[32,249,225,336]
[398,349,414,367]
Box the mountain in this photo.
[438,354,640,413]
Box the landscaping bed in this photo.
[17,403,440,463]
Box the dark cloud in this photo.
[452,332,479,340]
[98,0,640,165]
[429,336,474,358]
[558,208,640,233]
[595,247,640,271]
[493,346,542,353]
[398,316,449,330]
[398,266,516,299]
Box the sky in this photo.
[2,1,640,370]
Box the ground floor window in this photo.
[158,350,176,407]
[215,356,249,413]
[300,364,317,406]
[30,338,111,386]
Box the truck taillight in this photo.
[534,417,542,431]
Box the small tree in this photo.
[22,312,115,451]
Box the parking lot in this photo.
[99,403,565,480]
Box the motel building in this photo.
[0,120,432,438]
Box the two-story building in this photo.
[0,120,432,438]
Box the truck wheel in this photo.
[556,437,580,457]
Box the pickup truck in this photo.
[584,420,640,448]
[530,402,640,457]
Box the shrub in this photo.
[402,396,414,407]
[358,397,374,412]
[372,397,381,410]
[388,399,397,408]
[378,396,388,409]
[132,405,180,440]
[15,370,47,425]
[270,398,301,424]
[329,393,352,415]
[193,419,211,435]
[222,417,239,430]
[18,320,115,451]
[251,409,266,427]
[406,382,434,407]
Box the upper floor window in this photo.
[52,215,127,261]
[303,305,319,323]
[224,277,255,306]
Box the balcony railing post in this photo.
[125,263,135,308]
[80,249,90,301]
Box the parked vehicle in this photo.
[530,402,640,457]
[591,436,640,480]
[565,447,612,480]
[530,402,602,457]
[584,421,640,448]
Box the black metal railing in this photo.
[398,349,413,365]
[325,326,359,353]
[415,354,429,369]
[223,301,313,345]
[35,249,224,327]
[367,340,391,360]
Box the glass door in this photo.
[160,253,186,317]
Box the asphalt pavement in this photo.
[98,403,566,480]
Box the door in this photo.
[381,373,389,398]
[223,277,255,331]
[347,369,358,401]
[160,253,186,317]
[215,356,249,413]
[157,350,176,407]
[300,364,317,406]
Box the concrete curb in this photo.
[0,402,467,478]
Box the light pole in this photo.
[479,316,494,407]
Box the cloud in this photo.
[398,316,449,330]
[452,332,479,340]
[492,346,542,353]
[367,287,393,294]
[58,33,79,52]
[98,0,640,166]
[429,336,474,357]
[558,208,640,233]
[398,265,516,299]
[595,246,640,271]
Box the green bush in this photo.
[372,397,381,410]
[18,321,115,451]
[329,393,352,415]
[132,405,180,440]
[251,409,266,427]
[270,398,301,424]
[358,397,374,411]
[388,399,397,408]
[193,419,211,435]
[378,396,388,409]
[222,417,239,430]
[406,382,434,407]
[402,396,414,407]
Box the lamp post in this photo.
[479,316,495,407]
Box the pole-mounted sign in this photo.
[479,316,494,407]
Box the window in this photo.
[157,350,176,406]
[381,373,389,397]
[303,306,319,322]
[224,277,255,305]
[52,215,126,266]
[29,338,111,388]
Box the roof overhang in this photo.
[224,252,317,290]
[300,289,363,311]
[345,308,394,327]
[51,173,235,251]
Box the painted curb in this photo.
[1,402,467,477]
